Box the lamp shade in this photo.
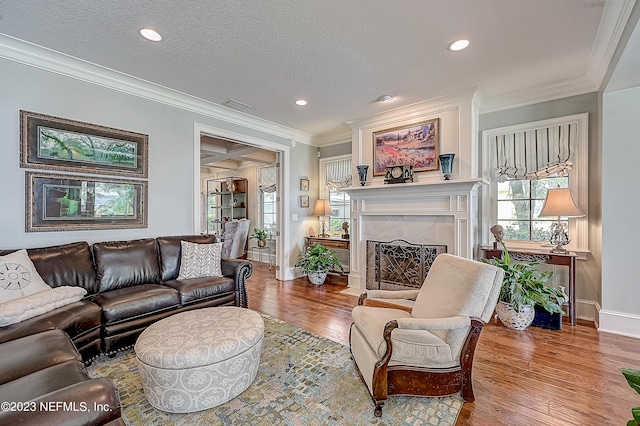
[311,199,334,216]
[538,188,584,218]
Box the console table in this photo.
[481,247,577,326]
[305,237,350,285]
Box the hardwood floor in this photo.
[246,262,640,425]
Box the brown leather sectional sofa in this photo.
[0,234,253,425]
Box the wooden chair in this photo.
[349,253,504,417]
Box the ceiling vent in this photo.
[223,99,252,111]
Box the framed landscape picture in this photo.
[373,118,440,176]
[20,110,148,178]
[25,171,147,232]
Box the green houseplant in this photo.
[249,228,268,247]
[484,245,566,330]
[294,243,344,285]
[621,368,640,426]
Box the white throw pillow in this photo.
[0,249,52,304]
[178,241,224,279]
[0,286,87,327]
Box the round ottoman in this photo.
[134,307,264,413]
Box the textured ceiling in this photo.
[0,1,635,141]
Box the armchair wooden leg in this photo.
[374,405,383,417]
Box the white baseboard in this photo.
[598,309,640,339]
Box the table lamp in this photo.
[538,187,584,253]
[312,199,334,237]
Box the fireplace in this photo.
[344,179,485,290]
[366,239,446,290]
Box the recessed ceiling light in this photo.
[139,28,163,42]
[377,95,394,102]
[295,99,308,106]
[448,39,469,52]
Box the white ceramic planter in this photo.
[495,301,535,330]
[307,271,328,285]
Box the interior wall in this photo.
[601,84,640,336]
[0,57,309,260]
[478,92,601,320]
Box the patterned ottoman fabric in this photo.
[134,307,264,413]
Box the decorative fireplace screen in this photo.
[366,239,447,290]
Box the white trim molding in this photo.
[194,123,291,281]
[599,309,640,339]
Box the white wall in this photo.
[600,85,640,337]
[0,54,315,283]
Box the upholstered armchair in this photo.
[350,253,504,417]
[221,219,250,259]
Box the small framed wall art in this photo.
[300,195,310,208]
[300,178,310,191]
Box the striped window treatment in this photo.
[490,122,576,180]
[258,166,277,193]
[325,158,352,189]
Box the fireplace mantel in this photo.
[345,178,485,195]
[344,178,486,290]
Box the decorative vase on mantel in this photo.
[356,165,369,186]
[438,153,455,180]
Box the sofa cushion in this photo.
[0,286,87,326]
[157,235,216,281]
[162,276,236,305]
[27,241,98,294]
[0,249,51,304]
[178,241,223,279]
[93,238,161,292]
[92,284,180,324]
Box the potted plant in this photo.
[249,228,268,248]
[621,368,640,425]
[294,243,344,285]
[483,245,566,330]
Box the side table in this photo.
[251,246,272,270]
[481,247,577,326]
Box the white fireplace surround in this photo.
[344,179,485,290]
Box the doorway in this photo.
[194,123,289,280]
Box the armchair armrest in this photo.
[358,289,420,306]
[396,315,472,331]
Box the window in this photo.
[482,113,588,251]
[328,189,350,233]
[261,190,277,236]
[497,176,568,241]
[258,166,277,237]
[319,155,352,236]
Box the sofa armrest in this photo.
[0,378,121,426]
[0,329,81,385]
[221,258,253,308]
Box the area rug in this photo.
[87,313,462,425]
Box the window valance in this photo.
[490,122,577,180]
[325,158,352,189]
[258,166,277,193]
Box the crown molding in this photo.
[586,0,637,86]
[0,34,313,145]
[347,88,479,130]
[478,76,599,114]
